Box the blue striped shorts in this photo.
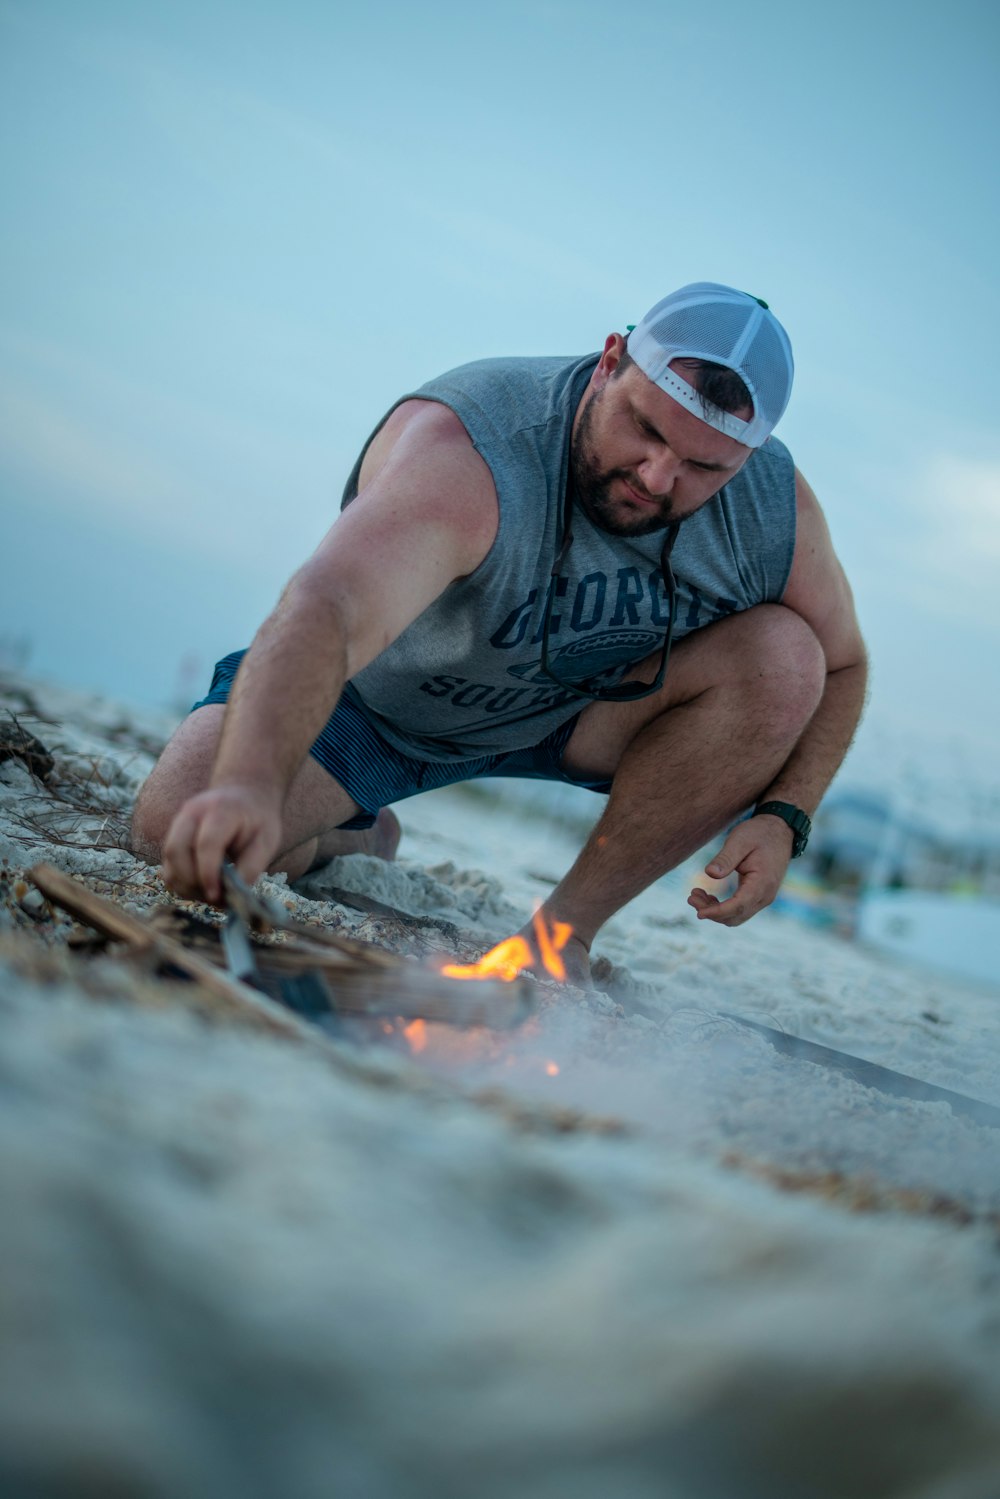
[192,651,612,830]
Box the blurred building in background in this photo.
[806,790,1000,900]
[794,788,1000,989]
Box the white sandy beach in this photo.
[1,670,999,1499]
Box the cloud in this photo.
[898,451,1000,628]
[920,453,1000,558]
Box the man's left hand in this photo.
[687,815,794,927]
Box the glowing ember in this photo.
[545,1061,560,1077]
[402,1018,428,1053]
[441,912,573,983]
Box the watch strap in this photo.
[754,800,812,858]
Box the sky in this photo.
[1,0,999,823]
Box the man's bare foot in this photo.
[554,933,592,988]
[309,807,402,867]
[368,807,402,860]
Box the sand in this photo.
[2,669,999,1499]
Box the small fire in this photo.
[402,1018,428,1053]
[545,1061,560,1077]
[441,912,574,983]
[441,935,531,983]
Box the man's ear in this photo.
[593,332,627,388]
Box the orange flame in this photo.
[545,1061,560,1076]
[441,935,532,983]
[441,912,573,983]
[402,1018,428,1053]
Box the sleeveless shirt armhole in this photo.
[339,391,507,584]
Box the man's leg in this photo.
[534,604,826,968]
[130,705,400,884]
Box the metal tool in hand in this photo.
[219,863,331,1019]
[219,863,264,983]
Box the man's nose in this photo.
[639,447,682,495]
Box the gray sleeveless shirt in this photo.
[342,355,796,763]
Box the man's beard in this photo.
[570,389,673,538]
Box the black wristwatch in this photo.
[754,801,812,858]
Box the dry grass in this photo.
[3,709,137,851]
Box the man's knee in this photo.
[742,604,826,733]
[129,706,224,865]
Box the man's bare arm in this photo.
[690,468,868,925]
[161,400,499,901]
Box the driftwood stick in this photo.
[21,867,615,1139]
[286,959,532,1027]
[27,862,535,1031]
[265,920,404,968]
[317,884,465,943]
[143,906,378,973]
[144,909,533,1029]
[29,862,159,949]
[27,863,310,1040]
[217,872,403,969]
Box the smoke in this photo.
[348,952,1000,1222]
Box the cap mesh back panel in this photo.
[644,305,790,427]
[647,304,751,361]
[627,284,795,443]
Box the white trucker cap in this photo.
[626,282,794,447]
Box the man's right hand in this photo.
[160,785,283,905]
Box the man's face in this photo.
[571,339,753,537]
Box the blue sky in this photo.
[2,0,999,808]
